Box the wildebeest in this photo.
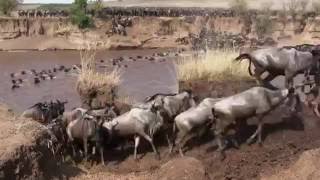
[21,102,49,123]
[21,100,67,124]
[66,108,118,165]
[103,97,165,160]
[304,85,320,118]
[234,47,320,89]
[173,97,222,156]
[140,90,196,149]
[211,86,300,159]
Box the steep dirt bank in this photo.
[0,104,75,179]
[0,14,320,51]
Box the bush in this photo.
[176,50,250,82]
[71,9,93,29]
[71,0,93,29]
[0,0,20,15]
[286,0,309,18]
[313,1,320,14]
[77,48,121,108]
[90,0,103,17]
[255,15,273,39]
[230,0,248,16]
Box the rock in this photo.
[155,157,209,180]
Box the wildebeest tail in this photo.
[234,53,253,76]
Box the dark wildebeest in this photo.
[103,97,165,160]
[211,86,302,160]
[234,47,320,89]
[66,109,118,165]
[22,100,67,124]
[21,102,50,123]
[173,97,223,156]
[140,90,196,151]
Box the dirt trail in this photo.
[70,81,320,180]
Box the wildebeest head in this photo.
[56,100,67,115]
[104,104,119,120]
[150,96,165,113]
[180,89,197,108]
[311,49,320,62]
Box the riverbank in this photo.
[0,12,320,51]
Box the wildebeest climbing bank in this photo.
[2,0,320,180]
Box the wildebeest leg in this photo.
[99,143,105,166]
[214,132,226,161]
[253,66,265,86]
[285,71,294,89]
[133,135,140,160]
[169,123,178,154]
[140,132,160,160]
[174,130,187,156]
[246,116,264,145]
[262,73,278,89]
[83,138,88,162]
[166,133,173,154]
[179,133,197,157]
[312,102,320,118]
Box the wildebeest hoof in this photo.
[219,154,226,161]
[246,139,254,145]
[155,153,161,160]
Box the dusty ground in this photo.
[62,80,320,180]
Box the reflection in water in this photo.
[0,50,178,112]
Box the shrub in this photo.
[76,48,121,108]
[71,0,93,29]
[230,0,248,16]
[90,0,103,17]
[287,0,309,18]
[313,1,320,14]
[0,0,20,15]
[255,14,273,39]
[176,50,250,82]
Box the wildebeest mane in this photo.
[281,44,315,52]
[144,93,177,102]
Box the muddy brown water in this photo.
[0,49,178,113]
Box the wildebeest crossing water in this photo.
[0,49,179,113]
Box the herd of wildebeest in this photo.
[8,51,177,91]
[19,43,320,165]
[16,7,247,19]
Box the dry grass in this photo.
[76,48,121,97]
[177,50,251,82]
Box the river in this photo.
[0,49,179,112]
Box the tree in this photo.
[0,0,21,15]
[92,0,103,17]
[71,0,93,29]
